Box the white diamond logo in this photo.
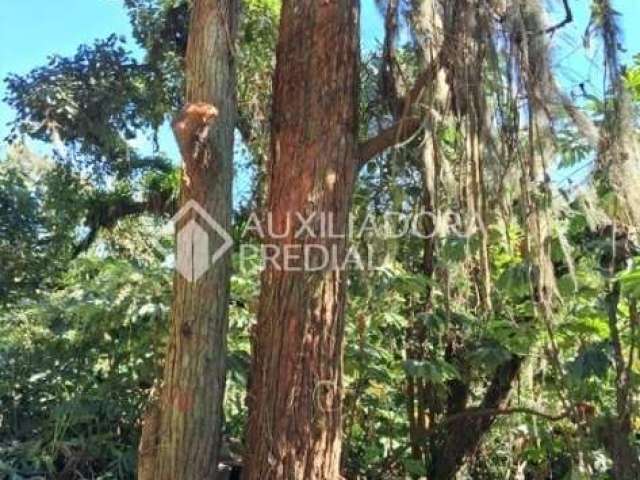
[169,200,233,282]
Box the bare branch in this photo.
[544,0,573,35]
[358,117,422,168]
[440,406,570,426]
[357,58,440,167]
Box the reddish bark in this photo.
[243,1,360,478]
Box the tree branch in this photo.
[73,192,175,257]
[429,355,523,479]
[440,406,570,426]
[357,58,441,167]
[357,117,422,168]
[544,0,573,35]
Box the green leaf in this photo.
[404,458,427,476]
[404,358,460,383]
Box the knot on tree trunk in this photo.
[172,102,219,178]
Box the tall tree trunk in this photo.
[138,1,238,479]
[429,355,523,480]
[405,0,443,463]
[593,5,640,474]
[600,282,640,479]
[600,415,640,480]
[242,1,360,478]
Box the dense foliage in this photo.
[1,0,640,479]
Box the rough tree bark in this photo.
[137,1,238,479]
[242,0,445,475]
[242,1,360,478]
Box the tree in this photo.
[242,0,431,476]
[137,1,239,479]
[242,1,360,477]
[3,1,640,478]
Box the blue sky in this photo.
[0,0,384,161]
[0,1,140,158]
[1,0,639,166]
